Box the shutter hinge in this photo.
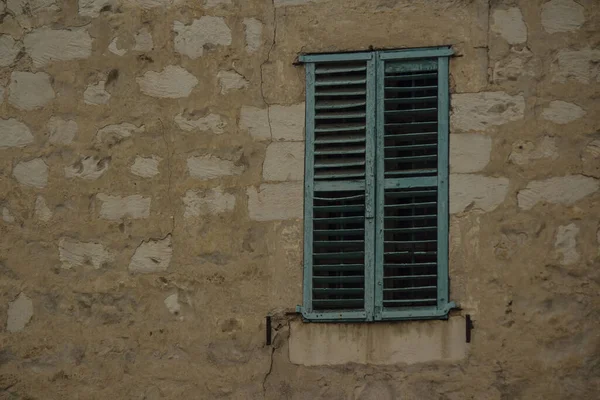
[466,314,474,343]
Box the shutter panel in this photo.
[375,55,450,319]
[302,55,375,321]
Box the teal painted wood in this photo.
[363,56,377,321]
[373,53,385,321]
[380,302,455,321]
[384,60,438,73]
[436,56,451,312]
[299,52,373,63]
[383,177,437,189]
[300,310,367,321]
[314,180,366,191]
[302,63,316,316]
[379,46,454,60]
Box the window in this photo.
[297,47,455,322]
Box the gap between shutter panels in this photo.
[311,60,369,311]
[381,59,440,310]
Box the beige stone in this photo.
[552,49,600,84]
[34,196,52,222]
[164,293,181,315]
[24,28,93,68]
[517,175,599,210]
[491,7,527,44]
[13,158,48,188]
[6,293,33,333]
[182,188,236,218]
[263,142,304,181]
[555,223,579,266]
[8,71,55,111]
[247,183,303,221]
[108,37,127,56]
[0,118,33,148]
[450,134,492,173]
[47,117,78,145]
[84,80,111,105]
[289,317,466,366]
[137,66,198,98]
[7,0,58,15]
[59,237,114,269]
[449,174,509,214]
[0,35,21,67]
[582,140,600,178]
[451,92,525,132]
[541,0,585,34]
[129,236,172,274]
[65,156,110,180]
[509,136,558,166]
[541,101,585,124]
[174,113,226,134]
[492,48,538,83]
[133,27,153,52]
[173,17,232,59]
[133,0,175,8]
[187,155,244,180]
[97,194,151,220]
[275,0,317,6]
[96,122,145,143]
[78,0,115,17]
[2,207,15,223]
[130,156,161,178]
[270,104,305,141]
[217,70,249,94]
[243,18,263,54]
[240,106,270,140]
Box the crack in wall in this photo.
[259,0,278,141]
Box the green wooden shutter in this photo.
[300,52,376,321]
[374,49,454,320]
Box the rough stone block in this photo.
[47,117,77,145]
[8,71,55,111]
[108,37,127,56]
[541,0,585,33]
[187,155,244,180]
[555,223,579,266]
[217,70,249,94]
[174,113,225,134]
[182,188,236,218]
[0,35,21,67]
[582,140,600,178]
[130,156,161,178]
[59,237,114,269]
[289,317,467,366]
[137,66,198,98]
[34,196,52,222]
[2,208,15,223]
[173,17,232,59]
[6,293,33,333]
[239,106,270,140]
[270,103,305,141]
[541,100,585,124]
[97,194,151,220]
[247,183,303,221]
[204,0,232,6]
[133,27,153,52]
[78,0,115,17]
[84,80,110,105]
[243,18,263,54]
[449,134,492,173]
[450,174,509,214]
[129,236,172,274]
[7,0,57,15]
[95,122,145,144]
[451,92,525,132]
[263,141,304,181]
[509,136,558,166]
[164,293,181,316]
[517,175,599,210]
[491,7,527,44]
[24,28,92,68]
[65,156,110,180]
[552,49,600,83]
[0,118,33,148]
[13,158,48,188]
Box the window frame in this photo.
[298,47,455,322]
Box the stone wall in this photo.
[0,0,599,399]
